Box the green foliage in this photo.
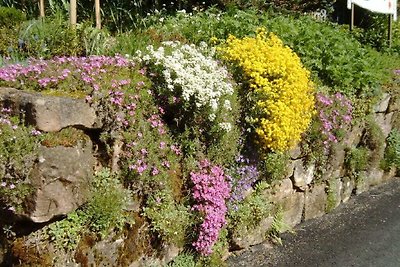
[228,181,271,238]
[0,114,41,212]
[41,127,89,148]
[85,168,132,238]
[47,168,133,251]
[168,252,198,267]
[325,179,339,213]
[262,152,290,181]
[0,6,26,27]
[150,8,392,99]
[143,191,192,246]
[47,210,86,251]
[345,147,370,173]
[383,129,400,170]
[360,117,385,166]
[18,15,86,59]
[267,207,287,245]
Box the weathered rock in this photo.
[292,160,314,190]
[388,93,400,113]
[341,176,355,203]
[26,143,95,223]
[365,168,384,187]
[269,179,304,229]
[81,235,124,267]
[0,87,99,132]
[345,123,364,147]
[271,178,294,198]
[383,167,397,181]
[231,216,274,250]
[355,171,369,195]
[304,184,327,221]
[324,144,346,179]
[373,93,391,113]
[374,112,393,139]
[289,145,302,160]
[278,192,305,229]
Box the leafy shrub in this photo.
[151,8,393,99]
[17,14,89,59]
[0,6,26,27]
[220,28,315,152]
[263,152,290,181]
[345,147,370,173]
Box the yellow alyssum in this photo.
[220,28,315,152]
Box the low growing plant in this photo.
[0,109,42,213]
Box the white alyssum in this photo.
[138,41,235,132]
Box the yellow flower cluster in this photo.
[220,28,315,152]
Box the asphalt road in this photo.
[227,177,400,267]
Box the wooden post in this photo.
[388,14,393,48]
[95,0,101,29]
[39,0,45,18]
[350,3,354,31]
[70,0,77,27]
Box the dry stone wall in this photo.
[0,87,399,266]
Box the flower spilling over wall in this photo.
[316,92,353,153]
[137,41,236,133]
[219,28,315,152]
[191,159,230,255]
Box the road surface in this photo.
[227,177,400,267]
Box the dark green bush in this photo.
[0,6,26,27]
[148,8,394,99]
[18,16,86,59]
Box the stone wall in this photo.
[0,87,399,266]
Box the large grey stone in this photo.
[345,123,364,147]
[388,93,400,113]
[231,216,274,250]
[374,112,393,139]
[26,143,95,223]
[365,168,384,187]
[341,176,355,203]
[373,93,391,113]
[304,184,327,221]
[0,87,99,132]
[278,192,305,229]
[292,160,314,190]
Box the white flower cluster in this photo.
[137,41,235,132]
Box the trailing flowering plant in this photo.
[227,155,259,211]
[219,28,315,152]
[190,159,231,256]
[137,41,241,163]
[0,108,42,213]
[314,92,353,154]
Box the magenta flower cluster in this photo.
[0,55,134,95]
[316,92,352,153]
[191,159,230,256]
